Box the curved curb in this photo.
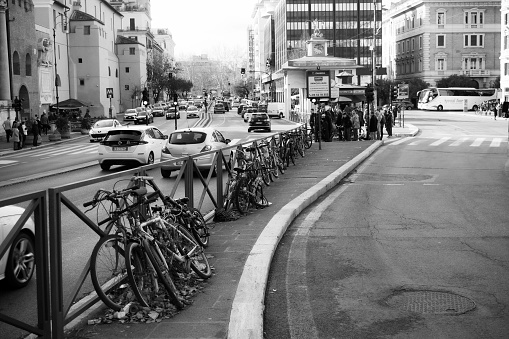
[227,141,383,339]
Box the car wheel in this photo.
[100,163,110,170]
[248,129,251,132]
[147,152,155,165]
[161,168,172,178]
[5,231,35,289]
[268,129,271,132]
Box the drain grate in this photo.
[385,290,476,315]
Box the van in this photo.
[266,102,285,118]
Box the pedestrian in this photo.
[378,110,385,140]
[502,101,509,118]
[21,120,28,147]
[17,121,25,148]
[392,105,398,126]
[324,110,333,142]
[342,112,352,141]
[40,111,49,135]
[351,111,360,141]
[12,121,20,150]
[494,101,500,120]
[369,112,378,140]
[32,117,40,146]
[2,116,12,142]
[385,110,393,137]
[335,111,343,141]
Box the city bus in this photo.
[417,87,499,111]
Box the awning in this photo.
[335,96,352,102]
[50,98,93,109]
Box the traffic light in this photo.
[241,68,245,75]
[12,97,23,111]
[173,93,178,104]
[365,84,374,103]
[391,85,398,100]
[169,72,173,79]
[142,88,149,102]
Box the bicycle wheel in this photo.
[269,154,279,179]
[189,208,209,248]
[304,130,313,149]
[259,159,271,186]
[176,227,212,279]
[125,241,159,308]
[234,177,250,213]
[252,182,269,208]
[297,140,305,157]
[90,235,128,311]
[142,239,184,309]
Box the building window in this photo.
[464,9,484,28]
[419,58,423,72]
[419,36,422,49]
[79,79,85,85]
[505,63,509,76]
[437,34,445,48]
[464,34,484,47]
[25,53,31,76]
[125,67,130,73]
[505,13,508,26]
[437,11,446,26]
[437,58,445,71]
[13,51,20,75]
[108,66,111,76]
[129,48,135,55]
[84,25,90,35]
[505,35,509,50]
[116,69,118,78]
[411,38,415,51]
[78,58,82,63]
[125,85,129,90]
[464,57,483,70]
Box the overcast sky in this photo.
[151,0,257,59]
[151,0,394,60]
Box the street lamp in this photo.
[53,13,67,117]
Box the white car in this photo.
[160,127,231,178]
[123,108,139,123]
[0,206,35,289]
[97,125,168,171]
[186,105,200,119]
[89,119,121,142]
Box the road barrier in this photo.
[0,126,305,338]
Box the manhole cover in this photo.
[385,290,476,315]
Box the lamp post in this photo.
[53,13,66,117]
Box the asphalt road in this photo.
[0,107,298,339]
[264,111,509,338]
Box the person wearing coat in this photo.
[32,118,40,146]
[12,121,20,150]
[351,112,360,141]
[342,113,352,141]
[369,112,378,140]
[384,111,393,137]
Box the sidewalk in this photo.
[0,131,88,157]
[59,124,418,339]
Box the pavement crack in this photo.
[461,240,509,269]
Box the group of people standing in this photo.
[310,103,400,142]
[2,112,50,150]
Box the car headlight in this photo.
[200,145,212,152]
[162,146,172,155]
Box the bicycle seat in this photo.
[175,197,189,205]
[245,147,256,152]
[234,167,245,173]
[130,187,147,196]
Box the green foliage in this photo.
[436,75,478,89]
[55,116,70,133]
[80,117,92,130]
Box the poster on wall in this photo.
[307,71,330,99]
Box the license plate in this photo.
[256,122,263,125]
[112,146,128,151]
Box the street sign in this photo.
[106,88,114,98]
[397,84,409,99]
[307,71,330,99]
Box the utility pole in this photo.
[372,0,378,109]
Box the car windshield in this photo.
[137,112,147,117]
[251,114,267,120]
[169,131,207,145]
[104,130,142,142]
[125,110,136,114]
[188,106,197,110]
[94,120,114,128]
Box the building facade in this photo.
[500,0,509,102]
[384,0,501,88]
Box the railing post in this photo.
[48,188,65,339]
[185,157,194,208]
[216,150,224,209]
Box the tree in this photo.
[406,78,429,100]
[232,78,255,98]
[436,74,478,88]
[147,53,173,103]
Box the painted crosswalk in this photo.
[5,144,99,159]
[385,136,507,148]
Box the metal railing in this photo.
[0,126,304,338]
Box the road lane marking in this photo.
[386,137,409,145]
[450,137,469,146]
[69,146,99,154]
[490,138,502,147]
[429,137,451,146]
[470,138,485,147]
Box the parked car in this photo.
[89,119,121,142]
[135,110,154,124]
[214,103,226,114]
[151,103,166,117]
[160,127,231,178]
[0,205,36,289]
[393,100,414,110]
[97,125,168,170]
[186,105,200,119]
[243,107,257,122]
[166,107,180,120]
[123,108,138,123]
[248,113,271,132]
[258,104,268,113]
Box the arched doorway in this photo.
[17,85,30,121]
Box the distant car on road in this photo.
[89,119,121,142]
[97,125,168,170]
[393,100,414,110]
[248,113,271,132]
[160,127,231,178]
[135,110,154,124]
[166,107,180,120]
[214,103,226,114]
[151,103,166,117]
[186,105,200,119]
[123,108,138,123]
[0,205,36,289]
[243,107,257,122]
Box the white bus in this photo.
[417,87,499,111]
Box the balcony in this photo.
[462,69,491,76]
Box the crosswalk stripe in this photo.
[470,138,485,147]
[429,137,451,146]
[490,138,502,147]
[69,146,99,154]
[386,137,409,145]
[450,137,469,146]
[7,144,84,158]
[408,140,423,145]
[34,144,95,157]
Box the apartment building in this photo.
[500,0,509,102]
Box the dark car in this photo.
[135,110,154,124]
[214,103,226,114]
[394,100,414,110]
[248,113,271,132]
